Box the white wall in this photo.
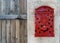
[27,0,59,43]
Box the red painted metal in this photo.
[35,6,54,37]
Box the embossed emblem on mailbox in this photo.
[35,6,54,37]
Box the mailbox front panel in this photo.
[35,6,54,37]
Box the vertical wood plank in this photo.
[20,20,25,43]
[20,20,23,43]
[6,20,11,43]
[19,0,27,14]
[19,20,21,43]
[11,20,16,43]
[23,0,27,14]
[22,20,25,43]
[19,0,23,13]
[24,20,27,43]
[23,20,27,43]
[0,0,2,14]
[16,20,20,43]
[0,20,2,43]
[2,20,7,43]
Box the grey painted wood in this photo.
[0,20,2,43]
[0,0,27,16]
[4,0,10,14]
[0,14,27,19]
[19,0,27,14]
[0,0,1,14]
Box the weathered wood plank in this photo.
[19,0,27,14]
[1,20,27,43]
[11,20,16,43]
[0,14,27,19]
[2,20,7,43]
[16,20,20,43]
[20,20,23,43]
[6,20,11,43]
[20,20,27,43]
[23,0,27,14]
[24,20,27,43]
[0,20,2,43]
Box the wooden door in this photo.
[0,0,27,43]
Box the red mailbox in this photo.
[35,6,54,37]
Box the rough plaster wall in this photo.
[27,0,59,43]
